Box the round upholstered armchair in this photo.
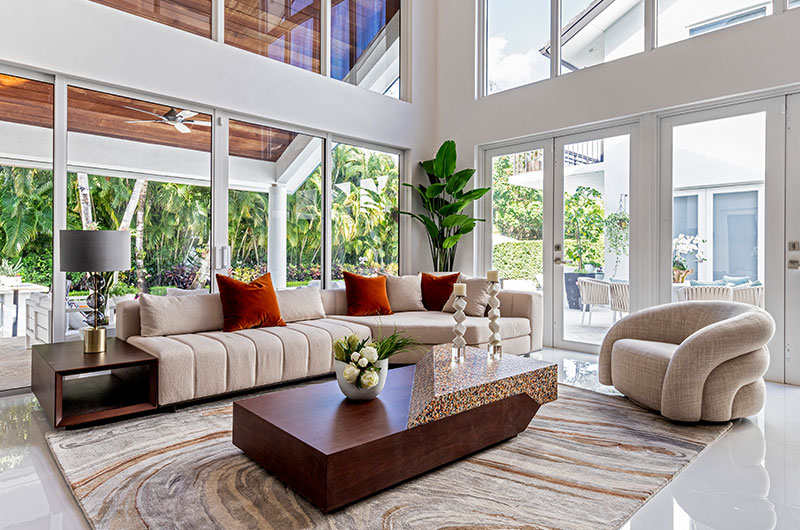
[600,301,775,422]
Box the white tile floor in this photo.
[0,349,797,530]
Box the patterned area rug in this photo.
[46,381,731,530]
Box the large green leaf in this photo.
[458,187,490,202]
[425,183,446,198]
[446,168,476,196]
[442,234,462,249]
[458,218,477,234]
[433,140,457,180]
[399,211,439,241]
[439,200,468,217]
[419,160,439,184]
[442,214,471,228]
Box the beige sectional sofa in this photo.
[116,288,542,406]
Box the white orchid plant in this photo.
[672,234,707,270]
[334,331,418,390]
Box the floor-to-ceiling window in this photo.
[66,87,212,338]
[331,142,399,283]
[0,73,53,392]
[228,118,324,288]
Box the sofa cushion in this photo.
[442,276,491,316]
[277,286,326,323]
[217,273,286,332]
[343,272,392,316]
[329,311,530,347]
[139,293,224,337]
[611,339,678,412]
[381,273,425,312]
[421,273,460,311]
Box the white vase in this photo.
[335,359,389,401]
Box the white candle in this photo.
[452,283,467,297]
[487,270,500,283]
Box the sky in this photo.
[487,0,595,92]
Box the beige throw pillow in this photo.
[139,293,224,337]
[276,286,326,323]
[442,276,492,317]
[381,273,426,312]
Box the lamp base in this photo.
[84,327,107,353]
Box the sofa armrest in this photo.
[497,290,543,352]
[115,299,141,342]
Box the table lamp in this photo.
[60,230,131,353]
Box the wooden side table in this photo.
[32,338,158,428]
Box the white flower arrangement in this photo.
[333,331,418,390]
[672,234,707,270]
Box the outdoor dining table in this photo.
[0,283,49,338]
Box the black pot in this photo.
[564,272,597,310]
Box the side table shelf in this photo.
[32,338,158,428]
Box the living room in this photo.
[1,0,799,528]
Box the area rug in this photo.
[46,382,731,530]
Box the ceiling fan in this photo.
[124,106,211,134]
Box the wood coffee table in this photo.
[233,344,557,512]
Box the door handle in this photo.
[789,260,800,270]
[554,258,568,266]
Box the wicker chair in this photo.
[577,277,610,325]
[733,285,765,309]
[609,282,630,323]
[677,285,733,302]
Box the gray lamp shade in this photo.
[60,230,132,272]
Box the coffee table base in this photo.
[233,371,541,512]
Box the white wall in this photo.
[432,3,800,274]
[0,0,438,274]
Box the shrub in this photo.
[492,241,544,281]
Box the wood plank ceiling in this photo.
[0,76,299,163]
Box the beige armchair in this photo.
[600,301,775,422]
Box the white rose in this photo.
[358,357,369,368]
[360,371,380,389]
[351,352,361,363]
[361,346,378,363]
[342,364,360,384]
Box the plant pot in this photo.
[335,359,388,401]
[672,268,693,284]
[564,272,597,310]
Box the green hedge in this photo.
[492,241,544,281]
[492,238,605,281]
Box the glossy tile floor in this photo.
[0,349,797,530]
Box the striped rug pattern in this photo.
[46,382,730,530]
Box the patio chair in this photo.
[609,282,630,323]
[677,285,733,302]
[733,285,765,309]
[577,277,610,325]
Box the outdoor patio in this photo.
[0,337,29,391]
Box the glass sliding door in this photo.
[0,73,53,391]
[555,128,632,350]
[661,99,785,383]
[228,119,324,288]
[66,86,212,339]
[330,142,399,284]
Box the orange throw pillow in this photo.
[421,272,460,311]
[343,271,393,316]
[216,273,286,332]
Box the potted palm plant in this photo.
[400,141,490,272]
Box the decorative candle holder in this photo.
[488,280,502,360]
[452,295,467,363]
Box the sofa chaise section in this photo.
[116,299,370,405]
